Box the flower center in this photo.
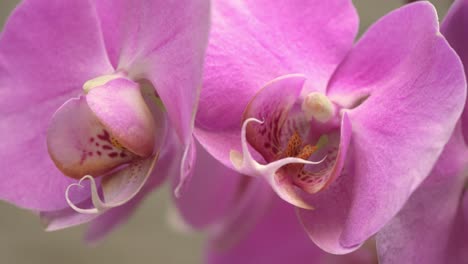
[47,74,161,179]
[230,75,348,208]
[45,74,169,214]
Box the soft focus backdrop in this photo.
[0,1,451,263]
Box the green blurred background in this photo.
[0,1,452,263]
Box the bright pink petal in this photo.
[0,0,114,210]
[376,126,468,264]
[442,0,468,142]
[300,2,466,253]
[206,196,376,264]
[47,97,135,179]
[95,0,209,195]
[94,0,209,147]
[86,78,156,157]
[196,0,358,168]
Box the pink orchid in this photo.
[187,0,466,255]
[0,0,209,241]
[376,1,468,263]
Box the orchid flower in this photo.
[376,1,468,263]
[187,0,466,255]
[0,0,209,241]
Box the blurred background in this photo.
[0,0,453,263]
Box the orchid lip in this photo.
[229,75,351,209]
[230,118,327,176]
[230,117,327,210]
[46,73,168,214]
[65,152,159,214]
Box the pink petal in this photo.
[86,77,157,157]
[94,0,209,194]
[94,0,210,148]
[300,2,466,253]
[0,0,113,210]
[47,97,135,179]
[206,196,319,264]
[442,0,468,142]
[208,177,273,251]
[172,141,244,229]
[207,196,376,264]
[196,0,358,170]
[376,125,468,264]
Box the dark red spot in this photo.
[95,143,100,147]
[108,152,118,158]
[88,152,93,156]
[97,151,102,156]
[120,152,127,158]
[89,137,94,143]
[102,145,113,150]
[264,142,271,149]
[97,130,112,143]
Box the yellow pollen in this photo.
[283,131,302,157]
[280,132,326,172]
